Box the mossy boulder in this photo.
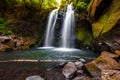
[88,0,120,37]
[84,51,120,80]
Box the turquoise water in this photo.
[0,48,99,61]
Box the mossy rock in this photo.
[88,0,120,37]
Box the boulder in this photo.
[84,51,120,78]
[96,56,120,70]
[84,61,101,77]
[62,62,77,79]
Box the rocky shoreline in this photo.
[0,35,35,52]
[60,51,120,80]
[0,51,120,80]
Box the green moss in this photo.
[77,30,85,41]
[90,0,120,37]
[92,23,103,37]
[76,29,92,45]
[0,17,14,35]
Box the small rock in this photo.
[62,62,77,79]
[26,75,44,80]
[75,61,83,68]
[0,36,10,43]
[0,44,11,52]
[59,62,67,67]
[76,70,83,74]
[79,58,86,63]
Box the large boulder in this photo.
[84,51,120,78]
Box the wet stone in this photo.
[25,75,44,80]
[62,62,77,79]
[74,61,83,68]
[79,58,86,63]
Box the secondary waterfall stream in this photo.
[44,9,58,47]
[61,3,75,48]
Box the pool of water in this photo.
[0,48,99,80]
[0,47,99,61]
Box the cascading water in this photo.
[61,3,75,48]
[44,9,58,47]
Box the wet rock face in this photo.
[93,20,120,53]
[93,34,120,53]
[88,0,120,38]
[88,0,113,21]
[75,19,93,49]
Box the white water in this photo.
[61,3,75,48]
[44,9,58,47]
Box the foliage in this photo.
[0,17,14,35]
[75,0,90,13]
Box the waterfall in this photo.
[44,9,58,47]
[61,3,75,48]
[43,3,75,49]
